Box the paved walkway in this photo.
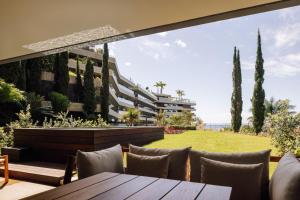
[0,178,54,200]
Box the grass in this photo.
[145,130,278,177]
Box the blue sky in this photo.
[106,6,300,124]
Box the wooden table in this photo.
[24,172,232,200]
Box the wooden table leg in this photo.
[3,155,9,184]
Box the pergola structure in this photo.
[0,0,299,64]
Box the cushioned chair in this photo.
[129,144,190,180]
[189,149,271,200]
[126,152,170,178]
[76,144,124,179]
[200,157,264,200]
[269,152,300,200]
[63,155,76,184]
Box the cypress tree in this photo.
[16,60,27,91]
[100,43,109,122]
[54,52,69,96]
[26,58,42,94]
[75,56,84,102]
[83,59,96,116]
[0,61,21,85]
[231,47,243,132]
[252,30,265,134]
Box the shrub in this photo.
[168,125,196,130]
[49,92,70,113]
[167,111,194,126]
[0,79,25,125]
[220,127,233,132]
[121,108,140,126]
[4,105,38,147]
[240,124,256,134]
[9,105,38,129]
[266,111,300,155]
[0,79,24,103]
[164,126,184,134]
[42,112,108,128]
[69,71,76,77]
[0,127,13,148]
[25,92,44,110]
[25,92,53,123]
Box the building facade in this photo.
[154,93,196,118]
[38,47,196,124]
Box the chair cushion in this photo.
[76,144,124,179]
[269,152,300,200]
[201,157,263,200]
[189,149,271,199]
[126,153,169,178]
[129,144,190,180]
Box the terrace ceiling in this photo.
[0,0,299,64]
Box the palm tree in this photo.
[154,81,166,94]
[264,97,276,116]
[121,108,140,126]
[265,97,295,116]
[182,110,193,126]
[156,109,166,126]
[176,89,185,100]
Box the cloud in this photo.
[264,7,300,48]
[285,53,300,63]
[241,60,254,70]
[153,53,160,60]
[124,62,132,66]
[174,39,187,48]
[272,23,300,47]
[277,7,300,21]
[139,38,172,60]
[242,53,300,77]
[157,32,168,37]
[264,56,300,77]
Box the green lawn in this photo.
[145,130,278,177]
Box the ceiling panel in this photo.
[0,0,299,63]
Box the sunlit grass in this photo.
[145,130,278,177]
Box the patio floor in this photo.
[0,178,54,200]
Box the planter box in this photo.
[14,127,164,163]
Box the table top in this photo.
[25,172,232,200]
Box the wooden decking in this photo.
[0,161,65,186]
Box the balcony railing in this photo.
[157,97,196,105]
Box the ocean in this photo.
[204,123,231,131]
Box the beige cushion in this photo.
[189,149,271,199]
[129,144,190,180]
[269,152,300,200]
[126,153,169,178]
[76,144,124,179]
[201,157,263,200]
